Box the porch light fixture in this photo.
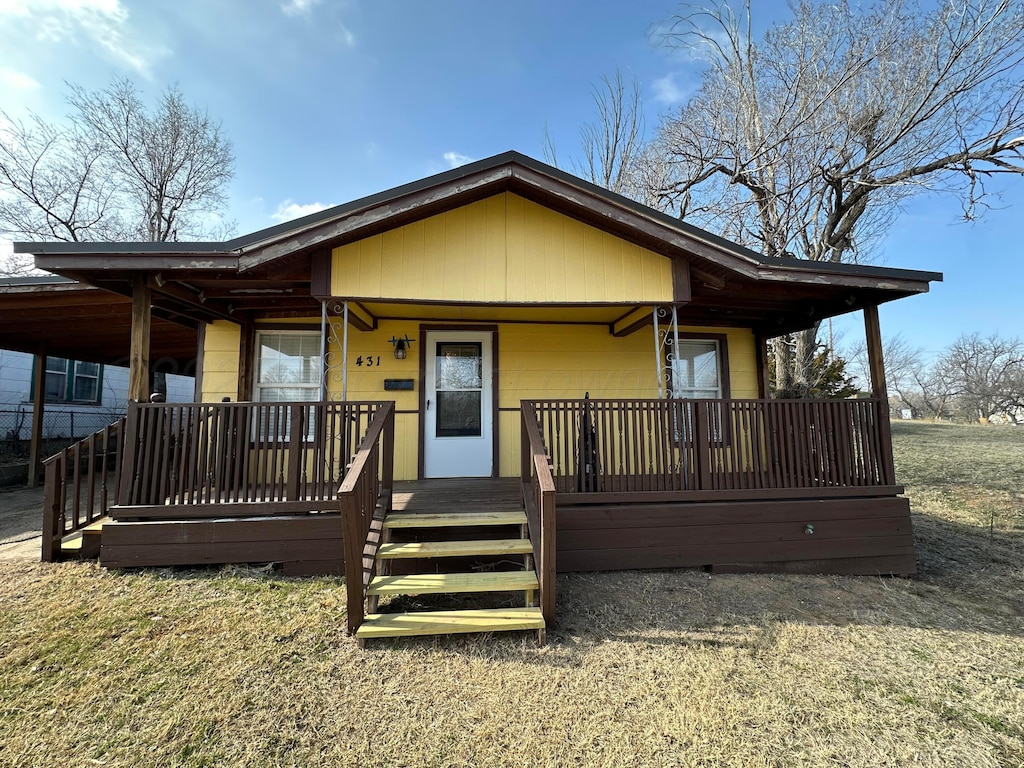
[389,335,414,360]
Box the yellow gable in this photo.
[330,193,674,304]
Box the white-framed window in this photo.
[670,339,723,399]
[254,332,321,402]
[39,357,103,404]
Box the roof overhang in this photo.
[12,151,942,336]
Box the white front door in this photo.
[424,331,493,478]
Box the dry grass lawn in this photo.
[1,421,1022,767]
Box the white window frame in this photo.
[254,330,322,403]
[670,338,724,400]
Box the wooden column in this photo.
[754,333,770,399]
[27,348,46,488]
[237,322,255,401]
[863,305,888,398]
[128,275,152,402]
[193,322,206,403]
[864,305,896,484]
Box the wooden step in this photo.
[383,510,527,529]
[367,570,538,596]
[377,539,533,559]
[356,607,544,639]
[60,517,107,558]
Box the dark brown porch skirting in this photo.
[99,514,344,576]
[554,493,915,576]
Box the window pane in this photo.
[44,372,65,401]
[671,341,721,398]
[436,391,482,437]
[75,362,99,377]
[436,343,482,390]
[260,386,318,402]
[73,375,98,402]
[257,333,321,392]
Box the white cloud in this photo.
[271,199,334,223]
[281,0,320,16]
[338,21,356,46]
[443,151,473,169]
[0,0,168,78]
[652,73,688,105]
[0,68,40,90]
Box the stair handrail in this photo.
[41,416,127,562]
[340,400,395,635]
[520,401,556,625]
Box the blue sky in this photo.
[0,0,1020,359]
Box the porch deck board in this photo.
[391,478,523,516]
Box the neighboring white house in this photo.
[0,348,194,442]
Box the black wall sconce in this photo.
[389,334,415,360]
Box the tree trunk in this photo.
[773,337,794,396]
[794,324,821,398]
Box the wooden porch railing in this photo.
[41,418,126,562]
[115,400,386,516]
[520,401,556,625]
[341,401,395,635]
[526,397,896,500]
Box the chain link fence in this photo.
[0,406,124,464]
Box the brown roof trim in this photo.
[12,150,942,292]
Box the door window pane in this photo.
[434,342,483,437]
[436,343,482,389]
[436,391,482,437]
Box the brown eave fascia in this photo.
[756,261,942,293]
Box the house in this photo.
[14,152,941,642]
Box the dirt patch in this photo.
[0,485,43,562]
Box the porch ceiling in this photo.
[0,277,199,370]
[354,301,634,326]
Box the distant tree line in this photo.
[851,333,1024,423]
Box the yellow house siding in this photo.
[197,316,759,481]
[331,193,674,304]
[200,320,241,402]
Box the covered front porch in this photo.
[41,387,912,638]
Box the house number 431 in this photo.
[355,356,381,367]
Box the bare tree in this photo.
[647,0,1024,395]
[933,333,1024,421]
[0,77,234,261]
[544,69,647,198]
[848,333,938,415]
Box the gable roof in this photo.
[14,151,941,336]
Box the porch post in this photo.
[863,305,888,399]
[754,333,770,399]
[341,300,349,401]
[652,305,663,398]
[864,304,896,484]
[27,347,46,487]
[320,300,328,400]
[671,305,680,397]
[128,274,152,402]
[237,322,255,401]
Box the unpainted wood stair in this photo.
[59,517,107,560]
[356,510,545,644]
